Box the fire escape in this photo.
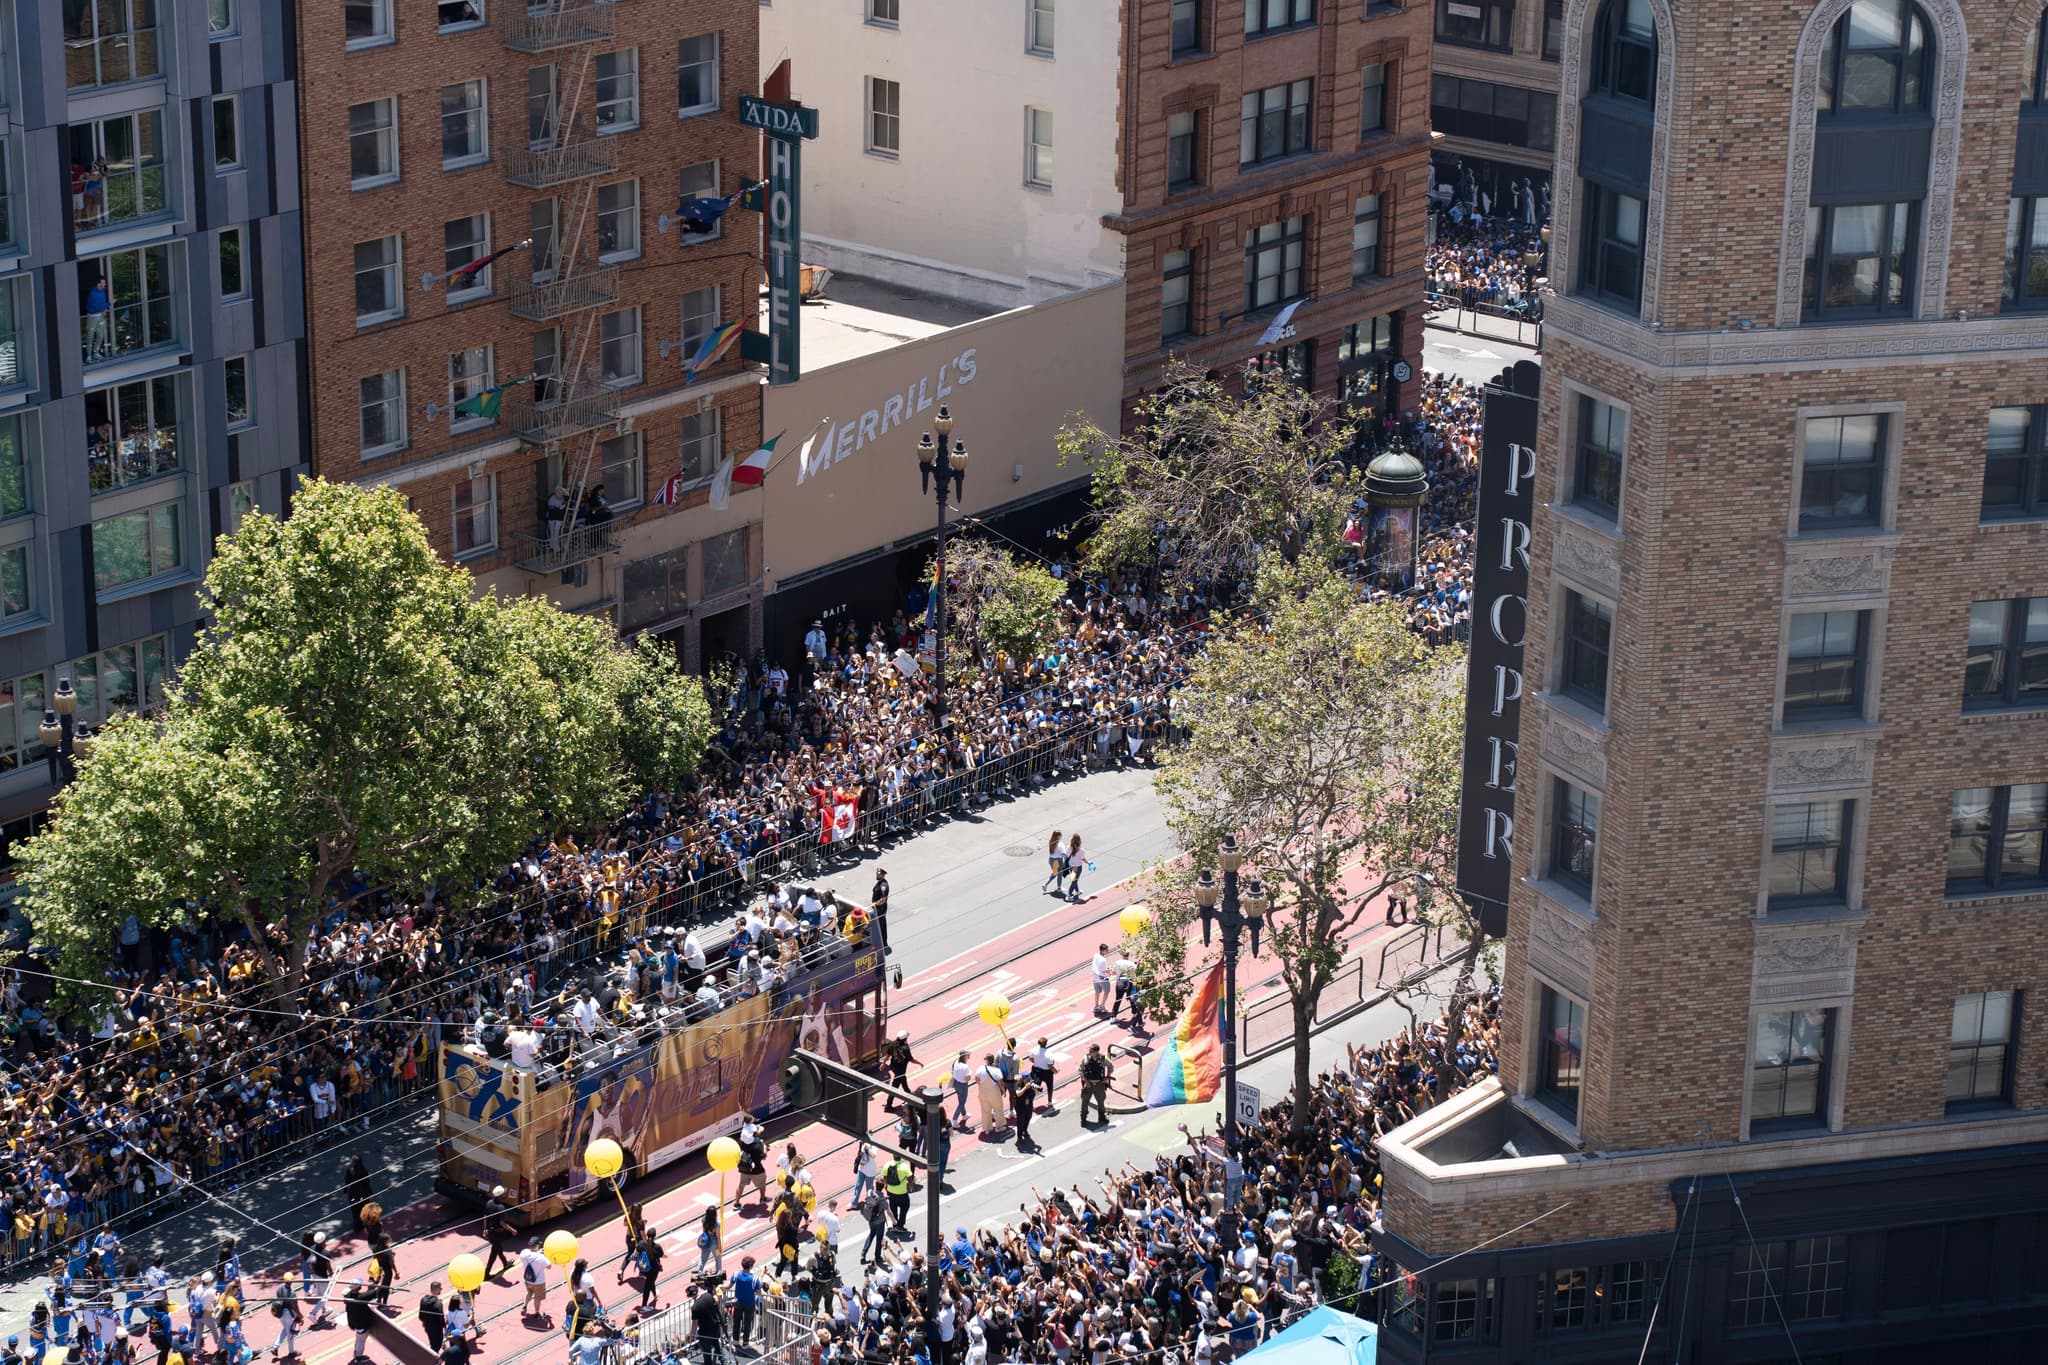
[502,0,625,576]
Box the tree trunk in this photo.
[1289,993,1316,1133]
[1430,937,1485,1104]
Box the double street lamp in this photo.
[1193,834,1270,1150]
[38,677,93,788]
[914,406,969,730]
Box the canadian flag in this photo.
[824,800,857,844]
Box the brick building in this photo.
[299,0,766,667]
[1427,0,1563,215]
[1374,1,2048,1360]
[1113,0,1433,421]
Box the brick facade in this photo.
[297,0,764,622]
[1110,1,1432,414]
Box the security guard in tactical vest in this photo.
[884,1154,915,1231]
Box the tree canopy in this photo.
[932,539,1068,675]
[16,479,714,995]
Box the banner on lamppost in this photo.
[741,94,819,387]
[1454,360,1539,938]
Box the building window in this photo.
[1028,0,1055,55]
[0,544,29,623]
[680,407,722,482]
[1590,0,1655,102]
[1337,315,1397,408]
[1549,779,1598,898]
[81,245,176,367]
[438,1,485,34]
[224,480,258,538]
[678,34,720,117]
[678,161,723,241]
[92,500,185,594]
[703,527,749,597]
[1948,784,2047,895]
[1161,250,1194,341]
[1360,63,1387,135]
[1818,0,1929,115]
[1603,1262,1650,1323]
[1536,986,1585,1123]
[2004,196,2048,310]
[597,180,640,260]
[1436,0,1513,52]
[1242,216,1306,312]
[439,80,488,168]
[1431,75,1557,152]
[1561,592,1612,713]
[1247,0,1314,36]
[448,345,494,432]
[527,65,557,147]
[0,145,15,252]
[452,475,497,558]
[601,307,642,387]
[350,98,399,188]
[1769,800,1851,908]
[63,0,161,92]
[1172,0,1203,55]
[1025,108,1054,188]
[867,0,900,26]
[346,1,392,48]
[225,356,251,429]
[1239,79,1312,167]
[217,227,247,301]
[1542,0,1564,61]
[1948,991,2017,1108]
[1803,202,1915,321]
[1966,598,2048,710]
[1731,1237,1847,1326]
[597,50,640,132]
[0,416,31,521]
[1167,112,1200,190]
[85,376,182,495]
[1247,342,1313,392]
[1985,405,2048,519]
[444,214,492,300]
[1783,610,1870,721]
[868,77,902,155]
[1750,1009,1835,1129]
[71,111,169,233]
[1579,183,1645,310]
[212,96,241,171]
[622,547,688,633]
[354,236,403,325]
[596,431,643,510]
[1542,1269,1590,1330]
[1574,395,1624,518]
[1431,1280,1493,1343]
[532,327,559,405]
[359,369,407,458]
[1799,414,1884,530]
[681,285,722,359]
[1352,194,1384,282]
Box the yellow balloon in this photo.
[1119,903,1153,937]
[447,1253,486,1294]
[584,1137,625,1180]
[706,1137,742,1174]
[977,991,1012,1028]
[543,1230,580,1267]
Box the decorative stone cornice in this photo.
[1767,735,1877,795]
[1783,541,1895,604]
[1751,914,1861,1005]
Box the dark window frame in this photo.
[1242,215,1307,313]
[1578,181,1645,310]
[1561,590,1612,713]
[1360,61,1388,137]
[1589,0,1656,104]
[1798,413,1886,530]
[1965,596,2048,710]
[1245,0,1314,38]
[1171,0,1204,57]
[1767,799,1853,909]
[1549,778,1599,899]
[1161,248,1195,342]
[1783,609,1870,722]
[1750,1008,1837,1132]
[1803,201,1917,322]
[2030,12,2048,105]
[1167,109,1201,191]
[1536,985,1585,1123]
[1239,78,1314,167]
[1984,404,2048,520]
[1542,0,1564,62]
[1732,1237,1848,1325]
[1947,990,2019,1110]
[2004,195,2048,311]
[1351,193,1384,283]
[1574,393,1625,517]
[1948,783,2048,896]
[1430,1278,1494,1343]
[1817,0,1931,117]
[1436,0,1513,53]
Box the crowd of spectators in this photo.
[1341,375,1483,647]
[1426,217,1548,320]
[0,579,1205,1279]
[757,989,1503,1365]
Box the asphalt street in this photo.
[1421,324,1539,388]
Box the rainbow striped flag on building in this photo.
[1145,961,1227,1107]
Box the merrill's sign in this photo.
[797,348,980,485]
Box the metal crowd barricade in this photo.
[757,1304,819,1364]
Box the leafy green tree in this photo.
[16,480,714,996]
[1055,362,1359,587]
[931,539,1069,675]
[1133,555,1472,1128]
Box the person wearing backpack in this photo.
[858,1184,889,1266]
[268,1272,303,1361]
[633,1232,664,1311]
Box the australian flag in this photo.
[675,182,758,236]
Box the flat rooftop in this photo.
[761,273,1001,370]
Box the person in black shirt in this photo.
[689,1285,724,1365]
[869,871,891,951]
[416,1284,446,1354]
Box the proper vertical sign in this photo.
[1455,359,1539,938]
[740,93,819,387]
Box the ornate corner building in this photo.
[1377,1,2048,1360]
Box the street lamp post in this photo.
[38,678,92,788]
[914,406,969,731]
[1193,834,1271,1151]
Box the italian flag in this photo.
[731,432,778,487]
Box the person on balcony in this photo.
[84,277,112,363]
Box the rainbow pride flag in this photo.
[1145,960,1227,1107]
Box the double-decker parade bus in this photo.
[436,928,885,1222]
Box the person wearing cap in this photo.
[299,1235,334,1328]
[869,869,891,951]
[881,1032,916,1108]
[481,1186,518,1281]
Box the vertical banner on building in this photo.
[1455,360,1540,938]
[739,94,820,386]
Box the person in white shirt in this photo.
[1111,954,1138,1019]
[506,1025,540,1071]
[517,1239,550,1318]
[308,1076,336,1125]
[694,981,722,1013]
[572,993,601,1038]
[949,1052,974,1127]
[1029,1040,1057,1114]
[1090,946,1112,1015]
[815,1198,841,1253]
[682,932,707,973]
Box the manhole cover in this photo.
[1002,844,1038,857]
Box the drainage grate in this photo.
[1002,844,1039,857]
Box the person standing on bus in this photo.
[870,870,892,952]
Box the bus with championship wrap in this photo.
[436,929,885,1222]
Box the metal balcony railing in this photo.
[503,137,620,189]
[512,520,619,574]
[506,265,620,322]
[502,0,616,52]
[503,391,623,445]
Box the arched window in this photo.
[1817,0,1931,115]
[1574,0,1659,313]
[1590,0,1656,105]
[2025,11,2048,106]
